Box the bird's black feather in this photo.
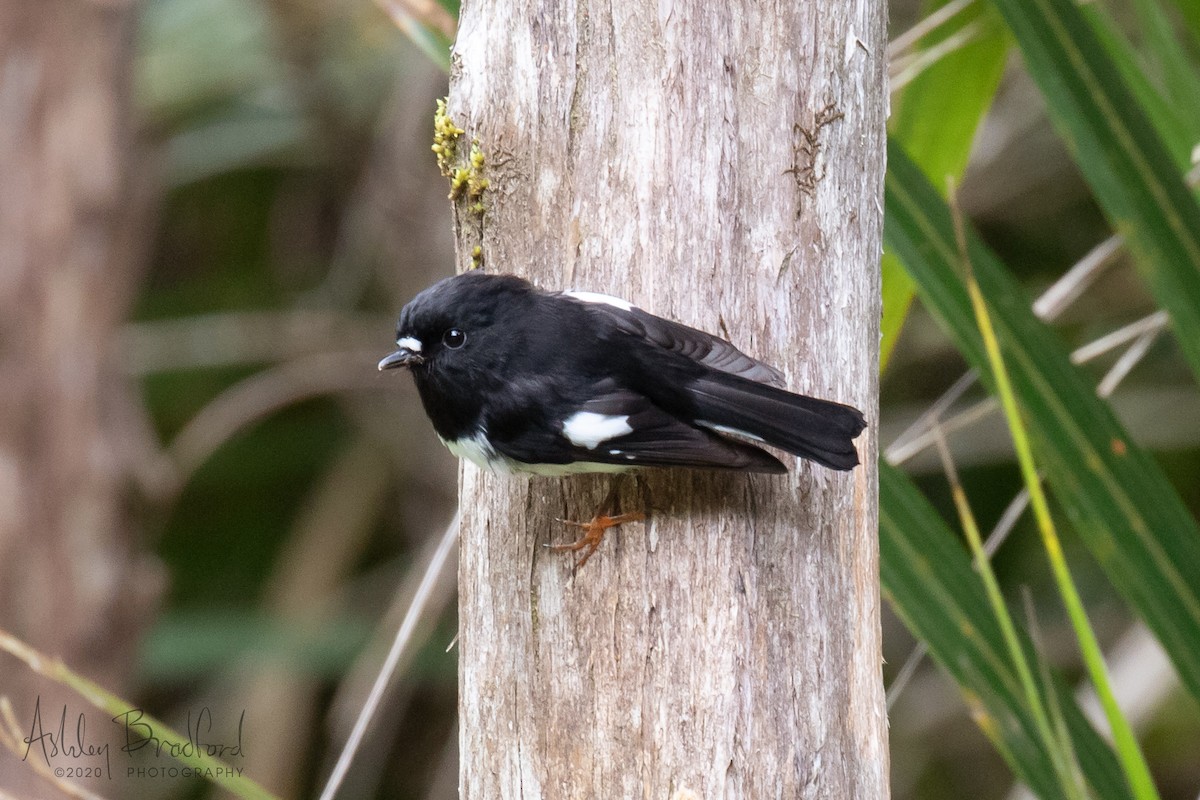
[565,295,787,387]
[381,272,865,475]
[685,372,866,470]
[486,384,788,473]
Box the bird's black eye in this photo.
[442,328,466,349]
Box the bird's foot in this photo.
[549,511,645,571]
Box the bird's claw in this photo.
[548,511,646,571]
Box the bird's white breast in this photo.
[442,432,502,470]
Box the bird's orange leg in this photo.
[549,481,645,570]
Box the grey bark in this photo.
[0,1,159,794]
[449,0,887,797]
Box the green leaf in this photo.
[890,4,1009,181]
[1084,1,1200,164]
[391,16,453,72]
[377,0,457,72]
[989,0,1200,384]
[881,463,1132,800]
[884,137,1200,705]
[963,259,1159,799]
[137,0,283,120]
[1163,0,1200,47]
[881,1,1009,370]
[1123,0,1200,137]
[165,108,309,187]
[138,610,373,682]
[880,258,916,371]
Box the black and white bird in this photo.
[379,272,866,563]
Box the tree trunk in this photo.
[0,1,159,794]
[449,0,887,796]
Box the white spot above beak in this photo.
[396,336,422,352]
[563,411,633,449]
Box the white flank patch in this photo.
[441,432,504,472]
[698,421,767,444]
[441,431,632,476]
[523,460,631,476]
[562,411,633,450]
[564,291,635,312]
[396,336,423,352]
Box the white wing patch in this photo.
[564,291,635,312]
[396,336,423,352]
[697,421,767,444]
[562,411,633,449]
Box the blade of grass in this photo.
[885,137,1200,706]
[955,188,1162,800]
[889,2,1008,182]
[0,629,278,800]
[1163,0,1200,44]
[1082,3,1200,164]
[881,0,1009,370]
[318,513,459,800]
[931,426,1084,798]
[989,0,1200,385]
[1124,0,1200,137]
[880,462,1133,800]
[1024,590,1090,795]
[373,0,457,72]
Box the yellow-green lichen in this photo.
[432,97,465,178]
[449,140,489,216]
[433,98,489,224]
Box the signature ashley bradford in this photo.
[22,696,245,777]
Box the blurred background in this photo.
[0,0,1197,798]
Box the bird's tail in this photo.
[689,372,867,471]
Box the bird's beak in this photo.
[378,347,424,371]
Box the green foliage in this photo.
[886,137,1200,706]
[138,610,373,683]
[989,0,1200,385]
[882,0,1010,370]
[878,0,1200,790]
[964,235,1159,799]
[881,463,1132,800]
[117,0,1200,796]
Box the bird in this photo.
[378,271,866,567]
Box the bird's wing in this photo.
[685,371,866,471]
[486,386,787,474]
[560,291,786,387]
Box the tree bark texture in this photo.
[449,1,887,797]
[0,1,159,794]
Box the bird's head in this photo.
[378,271,533,377]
